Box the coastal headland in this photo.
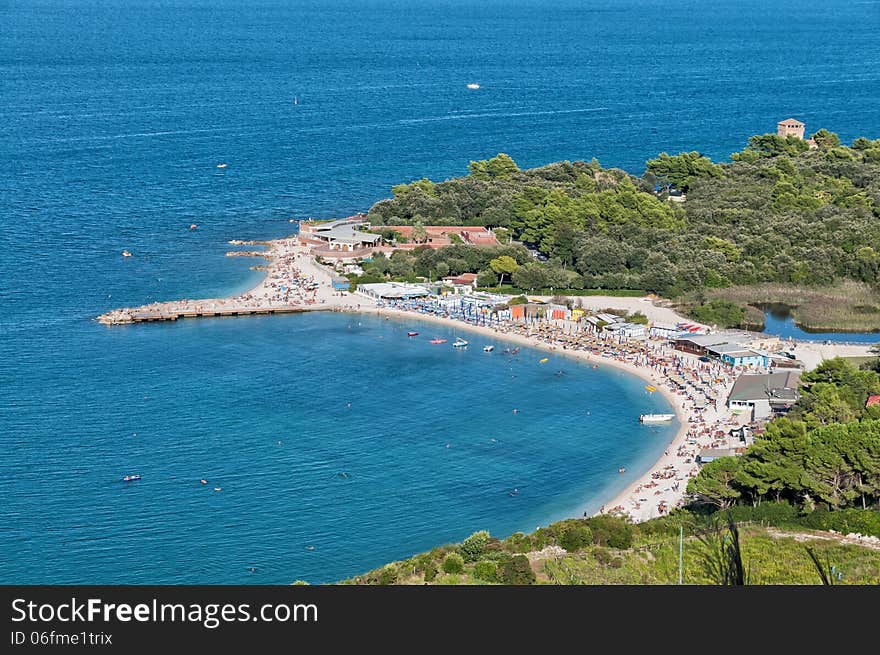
[96,238,874,525]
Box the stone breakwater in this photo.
[97,236,368,325]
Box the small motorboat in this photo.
[639,413,675,423]
[214,487,222,492]
[216,163,227,169]
[618,467,626,474]
[467,83,480,89]
[429,338,447,344]
[122,474,141,482]
[407,331,419,337]
[200,479,208,484]
[121,250,132,257]
[539,357,549,364]
[452,338,469,348]
[483,345,494,352]
[190,223,198,230]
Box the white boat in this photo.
[121,250,132,257]
[216,163,227,169]
[466,83,480,89]
[483,345,494,352]
[453,338,469,348]
[639,413,675,423]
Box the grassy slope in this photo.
[345,524,880,586]
[540,528,880,585]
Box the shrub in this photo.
[442,552,465,574]
[530,527,555,550]
[586,515,634,549]
[473,560,498,583]
[688,300,745,328]
[413,554,434,573]
[423,563,438,582]
[460,530,491,562]
[798,508,880,537]
[559,524,593,552]
[377,566,398,585]
[720,502,801,526]
[593,548,612,566]
[499,555,536,585]
[501,532,531,553]
[635,510,701,539]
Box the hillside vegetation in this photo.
[687,357,880,511]
[342,509,880,585]
[362,132,880,328]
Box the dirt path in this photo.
[765,527,880,551]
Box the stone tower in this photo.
[777,118,806,139]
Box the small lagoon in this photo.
[761,306,880,345]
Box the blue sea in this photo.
[2,0,879,584]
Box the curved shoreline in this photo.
[97,237,870,526]
[370,306,694,522]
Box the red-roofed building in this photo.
[383,226,499,249]
[866,395,880,408]
[443,273,479,293]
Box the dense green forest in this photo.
[359,131,880,326]
[687,358,880,511]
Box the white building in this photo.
[604,322,646,338]
[356,282,432,301]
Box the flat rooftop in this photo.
[728,371,802,403]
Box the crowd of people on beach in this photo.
[98,239,328,324]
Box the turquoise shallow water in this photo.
[2,311,677,584]
[2,0,879,583]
